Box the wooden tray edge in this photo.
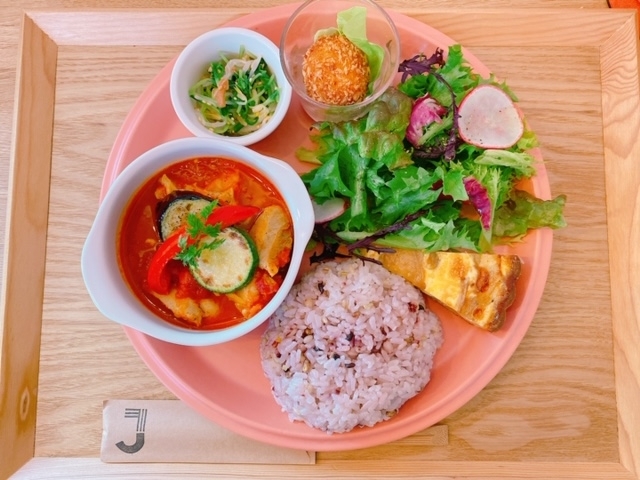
[11,457,639,479]
[0,12,57,479]
[1,8,638,479]
[599,10,640,478]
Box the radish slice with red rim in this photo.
[458,84,524,149]
[311,197,347,224]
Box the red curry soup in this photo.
[117,156,294,330]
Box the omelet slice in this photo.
[368,249,522,331]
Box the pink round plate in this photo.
[102,4,553,451]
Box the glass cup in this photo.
[280,0,400,123]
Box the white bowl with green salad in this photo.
[170,27,292,146]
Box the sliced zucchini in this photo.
[190,227,258,293]
[157,192,212,240]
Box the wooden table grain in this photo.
[2,1,639,479]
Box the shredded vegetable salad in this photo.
[189,47,280,136]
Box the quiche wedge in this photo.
[367,249,522,332]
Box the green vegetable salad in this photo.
[298,45,566,256]
[189,47,279,136]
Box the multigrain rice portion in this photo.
[260,258,443,434]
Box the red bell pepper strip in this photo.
[146,234,182,294]
[202,204,261,229]
[146,204,261,294]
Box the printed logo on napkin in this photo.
[101,399,315,464]
[114,407,147,454]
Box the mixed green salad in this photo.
[189,47,279,136]
[298,45,566,256]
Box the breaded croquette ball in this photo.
[302,34,370,106]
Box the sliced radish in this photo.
[311,197,347,224]
[406,94,447,148]
[457,84,524,149]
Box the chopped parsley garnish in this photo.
[175,201,224,268]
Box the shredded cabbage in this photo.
[189,48,279,136]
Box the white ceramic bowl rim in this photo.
[170,27,292,146]
[81,137,314,346]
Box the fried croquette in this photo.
[302,34,370,106]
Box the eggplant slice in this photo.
[156,191,213,240]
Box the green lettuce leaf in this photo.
[493,190,567,239]
[337,6,385,84]
[372,165,442,225]
[398,45,480,106]
[474,149,536,178]
[297,88,413,170]
[378,206,482,252]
